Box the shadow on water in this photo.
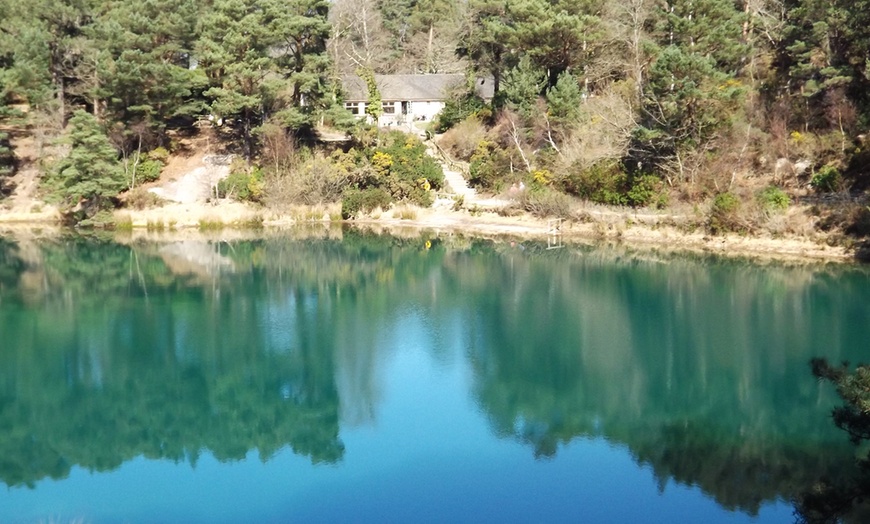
[792,360,870,524]
[0,229,868,518]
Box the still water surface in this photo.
[0,230,867,523]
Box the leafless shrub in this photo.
[264,155,354,208]
[438,116,487,161]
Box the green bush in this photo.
[341,187,393,219]
[756,186,789,214]
[435,91,487,133]
[811,165,842,193]
[137,159,163,182]
[708,192,742,234]
[626,175,665,208]
[469,141,511,190]
[561,160,628,206]
[147,147,170,163]
[370,131,443,206]
[218,167,264,202]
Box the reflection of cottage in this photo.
[341,74,494,130]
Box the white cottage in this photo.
[341,74,494,130]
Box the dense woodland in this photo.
[0,0,869,235]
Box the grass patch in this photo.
[394,205,419,220]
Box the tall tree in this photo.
[458,0,512,96]
[509,0,606,88]
[45,109,125,216]
[197,0,276,159]
[777,0,870,129]
[86,0,206,145]
[264,0,332,128]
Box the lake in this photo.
[0,228,867,523]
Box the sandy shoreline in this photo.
[0,199,856,264]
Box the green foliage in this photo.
[644,46,744,147]
[708,192,742,234]
[44,110,125,218]
[545,71,582,131]
[369,131,444,207]
[341,187,392,219]
[561,160,629,206]
[218,166,265,202]
[626,175,666,208]
[469,139,511,190]
[779,0,870,127]
[756,186,790,214]
[502,56,546,116]
[811,165,843,193]
[357,67,382,122]
[137,159,164,183]
[436,89,487,133]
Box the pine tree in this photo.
[47,110,125,214]
[88,0,206,136]
[263,0,332,128]
[545,71,583,132]
[502,55,546,118]
[197,0,275,159]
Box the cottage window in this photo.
[383,102,396,115]
[345,102,361,115]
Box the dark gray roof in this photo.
[342,74,495,103]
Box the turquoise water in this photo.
[0,230,867,523]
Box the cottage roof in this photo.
[342,74,495,103]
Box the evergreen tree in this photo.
[263,0,332,128]
[197,0,275,159]
[545,71,583,132]
[778,0,870,128]
[88,0,206,137]
[509,0,605,88]
[46,110,125,215]
[458,0,512,96]
[502,55,546,118]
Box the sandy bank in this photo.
[0,199,854,263]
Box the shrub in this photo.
[218,167,264,202]
[76,210,117,229]
[147,147,170,163]
[708,192,742,234]
[438,116,487,161]
[126,187,165,210]
[435,90,487,133]
[469,140,511,189]
[516,187,575,218]
[371,132,443,206]
[561,160,628,206]
[756,186,789,214]
[626,175,664,208]
[341,187,393,219]
[811,165,842,193]
[265,155,351,207]
[137,159,163,183]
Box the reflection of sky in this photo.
[0,311,792,523]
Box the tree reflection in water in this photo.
[0,229,867,520]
